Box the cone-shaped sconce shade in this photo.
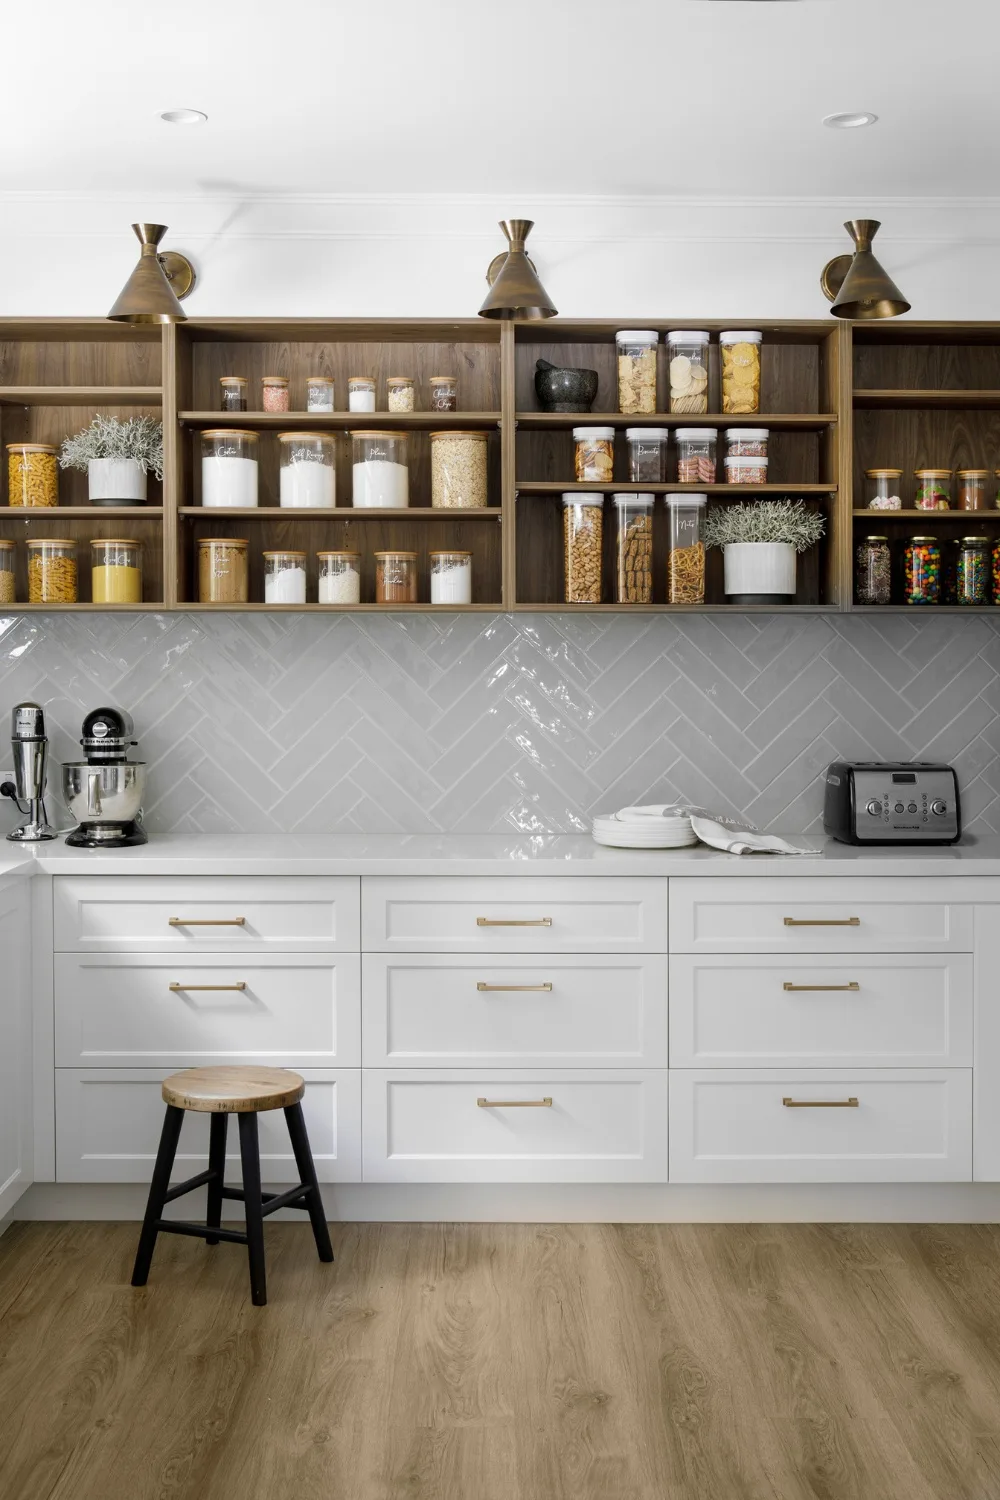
[107,224,190,324]
[479,220,557,320]
[830,220,910,320]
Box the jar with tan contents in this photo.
[573,427,615,484]
[8,443,58,508]
[375,550,418,604]
[615,331,658,415]
[720,331,762,414]
[430,431,488,508]
[91,538,142,604]
[666,495,707,604]
[386,377,415,413]
[198,538,249,604]
[562,493,603,604]
[613,494,653,604]
[27,538,77,603]
[0,540,14,604]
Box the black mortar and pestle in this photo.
[534,358,599,413]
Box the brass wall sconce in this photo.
[822,219,910,320]
[478,220,557,320]
[107,224,197,324]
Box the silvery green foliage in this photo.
[59,415,164,479]
[703,499,826,554]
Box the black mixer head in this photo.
[80,707,137,762]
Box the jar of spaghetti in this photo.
[8,443,58,507]
[0,540,15,604]
[666,494,707,604]
[219,376,248,412]
[914,468,951,510]
[91,538,142,604]
[855,536,891,605]
[198,538,248,604]
[957,536,990,605]
[375,551,418,604]
[904,536,941,604]
[261,376,290,413]
[27,538,76,603]
[573,427,614,483]
[958,469,989,511]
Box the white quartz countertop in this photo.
[4,832,1000,878]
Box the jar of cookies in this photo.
[8,443,58,508]
[720,331,762,415]
[573,427,615,483]
[675,429,717,484]
[562,493,603,603]
[27,538,77,603]
[615,330,658,414]
[667,332,709,414]
[613,494,653,604]
[626,428,669,483]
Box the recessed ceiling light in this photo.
[159,109,207,126]
[823,111,878,130]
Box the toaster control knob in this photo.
[866,800,882,816]
[930,799,948,816]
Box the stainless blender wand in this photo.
[2,702,57,842]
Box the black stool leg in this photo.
[132,1104,185,1287]
[284,1101,334,1263]
[205,1111,228,1246]
[238,1112,267,1306]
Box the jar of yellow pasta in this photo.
[0,540,15,604]
[27,539,77,603]
[91,538,142,604]
[8,443,58,508]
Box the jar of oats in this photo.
[386,376,415,413]
[8,443,58,508]
[27,538,77,603]
[0,541,14,604]
[615,330,658,414]
[198,538,249,604]
[562,493,603,603]
[430,431,488,508]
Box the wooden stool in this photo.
[131,1066,333,1306]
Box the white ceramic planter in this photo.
[87,458,147,507]
[723,542,796,603]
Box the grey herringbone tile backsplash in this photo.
[2,610,999,837]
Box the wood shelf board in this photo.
[0,320,163,343]
[179,411,501,430]
[852,322,1000,347]
[851,509,1000,519]
[1,506,162,519]
[0,387,162,407]
[854,389,1000,409]
[1,602,166,612]
[851,604,1000,614]
[516,411,837,430]
[510,602,843,614]
[171,602,503,613]
[516,483,837,496]
[514,320,835,346]
[178,507,501,521]
[180,319,501,345]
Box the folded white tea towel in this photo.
[594,803,814,855]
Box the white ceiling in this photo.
[3,0,999,200]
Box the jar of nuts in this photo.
[562,493,603,604]
[613,494,654,604]
[27,538,77,603]
[573,427,615,484]
[8,443,58,508]
[0,540,14,604]
[666,495,707,604]
[430,431,488,508]
[615,330,658,415]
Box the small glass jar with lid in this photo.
[306,376,335,413]
[261,376,290,414]
[277,432,336,508]
[91,538,142,604]
[562,493,603,603]
[430,431,488,508]
[198,538,249,604]
[348,376,376,413]
[201,430,259,508]
[667,331,709,414]
[957,536,990,604]
[613,493,653,604]
[386,376,415,413]
[666,494,707,604]
[674,429,716,484]
[352,431,409,508]
[318,551,361,605]
[720,331,763,414]
[8,443,58,507]
[615,330,658,415]
[725,456,768,486]
[914,468,951,510]
[626,428,670,483]
[724,428,768,462]
[27,538,76,603]
[855,536,891,604]
[904,536,941,604]
[375,550,418,604]
[0,540,14,604]
[573,427,615,483]
[430,550,472,605]
[993,538,1000,600]
[263,550,307,604]
[219,376,248,412]
[865,468,903,510]
[429,375,458,412]
[958,469,989,511]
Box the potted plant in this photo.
[703,499,826,604]
[59,415,163,507]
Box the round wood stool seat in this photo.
[162,1066,305,1114]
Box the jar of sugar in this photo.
[430,550,472,604]
[201,430,259,508]
[263,550,307,604]
[318,550,361,604]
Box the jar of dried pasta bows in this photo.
[8,443,58,507]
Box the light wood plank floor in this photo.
[2,1221,1000,1499]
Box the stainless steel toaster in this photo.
[823,761,961,845]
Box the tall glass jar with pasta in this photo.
[666,495,707,603]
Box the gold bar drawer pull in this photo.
[169,917,247,927]
[783,1097,859,1108]
[783,981,860,993]
[169,982,247,992]
[477,1097,553,1108]
[476,917,552,927]
[783,916,860,927]
[477,982,553,993]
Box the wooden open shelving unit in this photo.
[0,315,998,612]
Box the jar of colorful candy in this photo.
[904,536,941,604]
[913,468,951,511]
[957,536,990,605]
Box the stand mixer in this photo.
[1,702,57,842]
[62,707,147,848]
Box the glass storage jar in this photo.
[375,550,418,604]
[666,494,707,604]
[994,470,1000,510]
[386,376,415,413]
[674,428,717,484]
[573,427,615,483]
[277,432,336,508]
[27,538,76,603]
[904,536,941,604]
[993,538,1000,600]
[725,456,768,486]
[430,431,488,508]
[263,550,307,604]
[8,443,58,508]
[219,376,247,412]
[667,331,709,414]
[429,375,458,412]
[957,536,990,604]
[958,469,989,511]
[865,468,903,510]
[626,428,670,483]
[198,538,249,604]
[318,551,361,605]
[261,375,290,413]
[352,431,409,508]
[201,430,259,508]
[306,376,335,413]
[855,535,891,604]
[562,493,603,603]
[0,540,14,604]
[615,330,658,415]
[613,493,653,604]
[91,538,142,604]
[941,537,960,605]
[720,330,762,414]
[348,376,376,413]
[430,550,472,604]
[724,428,768,462]
[914,468,951,510]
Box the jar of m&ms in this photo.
[992,538,1000,601]
[957,536,990,605]
[904,536,941,604]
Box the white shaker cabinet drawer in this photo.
[669,954,973,1069]
[669,1068,972,1183]
[55,1068,362,1184]
[362,1069,668,1182]
[669,878,972,953]
[362,954,668,1067]
[362,877,667,953]
[54,953,361,1068]
[53,876,360,952]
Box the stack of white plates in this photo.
[591,812,698,849]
